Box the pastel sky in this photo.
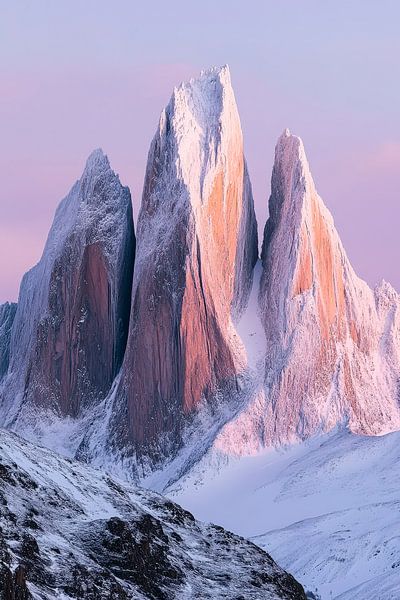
[1,1,399,302]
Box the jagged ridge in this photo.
[0,427,306,599]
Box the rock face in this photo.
[0,428,307,600]
[0,302,17,381]
[1,150,135,424]
[112,66,258,461]
[258,129,400,444]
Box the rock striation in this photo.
[1,150,135,425]
[111,66,258,462]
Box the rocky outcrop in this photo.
[0,302,17,381]
[258,129,400,444]
[112,66,258,461]
[1,150,135,423]
[0,428,307,599]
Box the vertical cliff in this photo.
[112,66,258,461]
[1,150,135,425]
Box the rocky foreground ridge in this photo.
[0,427,306,599]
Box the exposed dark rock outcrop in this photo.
[0,303,17,381]
[0,428,306,599]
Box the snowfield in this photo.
[169,428,400,599]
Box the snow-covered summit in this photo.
[83,147,110,171]
[174,64,231,95]
[269,128,334,229]
[149,64,242,212]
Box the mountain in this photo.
[169,428,400,600]
[2,64,400,600]
[2,70,400,491]
[210,129,400,456]
[0,427,307,600]
[258,129,400,443]
[99,65,257,467]
[0,150,135,428]
[0,302,17,381]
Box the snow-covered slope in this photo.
[0,428,306,600]
[0,150,135,430]
[169,428,400,600]
[92,65,258,469]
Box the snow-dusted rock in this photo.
[257,129,400,444]
[0,427,306,599]
[1,150,135,426]
[109,66,258,463]
[0,302,17,380]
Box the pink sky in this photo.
[1,2,399,302]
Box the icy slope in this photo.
[0,150,135,428]
[169,429,400,600]
[0,428,306,600]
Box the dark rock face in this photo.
[2,150,135,421]
[0,428,307,599]
[113,66,258,461]
[81,515,184,599]
[0,563,31,600]
[0,303,17,381]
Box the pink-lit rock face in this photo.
[1,150,135,421]
[258,130,400,444]
[113,66,258,460]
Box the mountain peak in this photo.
[264,130,314,243]
[1,147,135,425]
[167,64,236,143]
[198,64,231,85]
[258,130,400,447]
[180,64,231,91]
[279,127,291,139]
[83,148,111,176]
[109,63,257,466]
[274,129,310,180]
